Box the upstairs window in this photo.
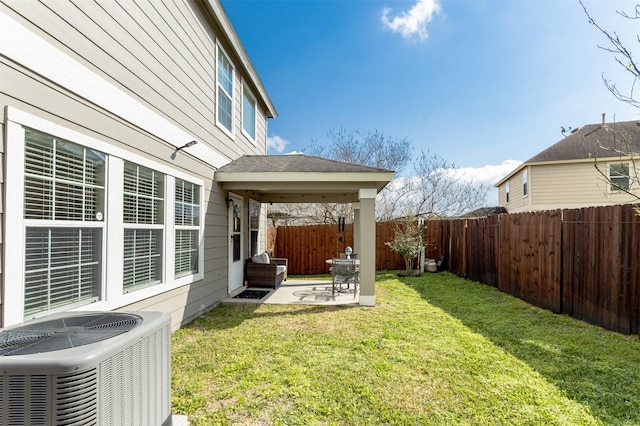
[217,45,234,134]
[609,162,630,192]
[242,83,256,142]
[522,169,528,197]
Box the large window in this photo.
[175,179,201,278]
[609,162,630,192]
[217,45,234,134]
[5,116,204,325]
[242,83,256,141]
[23,129,105,316]
[123,162,164,292]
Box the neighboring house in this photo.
[0,1,392,330]
[496,116,640,213]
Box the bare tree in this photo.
[269,129,489,223]
[307,128,412,171]
[580,1,640,108]
[270,128,413,224]
[581,1,640,209]
[408,150,489,218]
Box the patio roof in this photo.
[215,154,395,203]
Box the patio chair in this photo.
[331,258,358,298]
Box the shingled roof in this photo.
[216,154,393,174]
[215,154,395,203]
[525,119,640,163]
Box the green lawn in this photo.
[171,272,640,425]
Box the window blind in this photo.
[217,47,233,131]
[24,228,101,316]
[24,129,105,221]
[175,179,200,277]
[23,129,105,317]
[123,162,164,291]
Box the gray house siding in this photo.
[0,0,272,329]
[2,0,268,159]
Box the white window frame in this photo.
[522,168,528,197]
[249,200,261,257]
[505,181,510,204]
[242,80,257,144]
[4,108,204,327]
[608,161,631,193]
[174,178,202,279]
[122,161,166,293]
[216,43,235,138]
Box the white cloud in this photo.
[446,160,523,186]
[267,135,289,153]
[381,0,441,41]
[445,160,523,206]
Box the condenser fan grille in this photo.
[0,312,143,356]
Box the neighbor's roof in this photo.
[496,119,640,186]
[526,120,640,163]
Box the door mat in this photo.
[233,289,270,299]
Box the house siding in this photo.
[499,161,639,213]
[0,0,270,329]
[1,0,267,160]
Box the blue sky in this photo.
[221,0,639,203]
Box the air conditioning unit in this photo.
[0,311,172,426]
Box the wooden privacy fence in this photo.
[271,223,406,275]
[268,204,640,335]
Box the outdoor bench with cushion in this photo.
[245,252,288,288]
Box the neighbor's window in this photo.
[123,162,165,292]
[23,129,105,316]
[522,169,528,196]
[175,179,201,278]
[217,45,234,133]
[505,181,510,203]
[242,84,256,141]
[609,162,630,192]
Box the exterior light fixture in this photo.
[175,140,198,152]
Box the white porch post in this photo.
[358,188,377,306]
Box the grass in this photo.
[171,272,640,425]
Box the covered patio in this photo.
[215,154,394,306]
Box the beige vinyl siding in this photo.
[0,0,270,329]
[508,172,528,212]
[502,161,639,213]
[1,0,268,159]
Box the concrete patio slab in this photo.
[222,279,359,306]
